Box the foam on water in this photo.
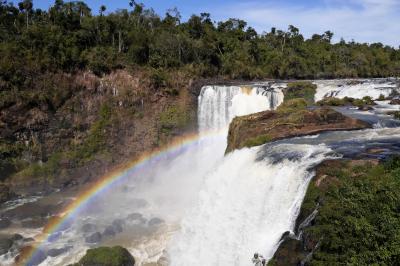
[198,85,283,132]
[168,144,333,265]
[314,79,399,102]
[12,84,281,266]
[6,81,400,266]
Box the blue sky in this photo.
[11,0,400,47]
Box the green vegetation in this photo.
[243,134,272,148]
[392,111,400,120]
[298,158,400,265]
[284,81,317,105]
[70,246,135,266]
[159,104,191,134]
[1,0,399,94]
[72,103,112,162]
[277,98,308,113]
[317,96,375,107]
[16,152,62,181]
[13,103,113,180]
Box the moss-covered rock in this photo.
[71,246,135,266]
[226,100,370,153]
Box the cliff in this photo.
[226,99,371,153]
[0,69,200,202]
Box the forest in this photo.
[1,0,400,92]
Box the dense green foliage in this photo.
[284,81,317,104]
[70,246,135,266]
[317,96,375,107]
[277,98,308,113]
[1,0,400,93]
[301,158,400,265]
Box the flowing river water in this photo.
[0,79,399,266]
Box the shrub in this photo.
[150,68,169,89]
[159,104,190,134]
[297,158,400,265]
[284,81,317,104]
[71,246,135,266]
[277,98,308,113]
[392,111,400,120]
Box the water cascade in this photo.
[314,79,399,102]
[198,85,284,132]
[5,81,400,266]
[6,85,282,266]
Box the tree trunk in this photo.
[281,36,286,53]
[118,31,122,53]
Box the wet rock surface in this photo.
[226,105,371,153]
[81,223,97,233]
[0,218,11,229]
[0,233,31,256]
[148,217,164,227]
[85,232,102,244]
[47,246,72,257]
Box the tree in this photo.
[18,0,33,29]
[100,5,106,16]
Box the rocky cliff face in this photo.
[226,100,371,153]
[0,69,200,202]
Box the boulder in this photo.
[0,218,11,229]
[112,219,124,233]
[0,236,13,255]
[103,226,116,237]
[148,217,164,227]
[47,246,72,257]
[127,213,146,224]
[81,223,97,233]
[127,213,142,220]
[85,232,102,244]
[389,99,400,105]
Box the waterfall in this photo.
[168,144,332,265]
[6,81,400,266]
[198,85,284,132]
[167,85,332,266]
[314,79,399,102]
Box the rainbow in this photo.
[22,130,225,266]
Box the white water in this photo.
[5,81,400,266]
[198,85,284,132]
[168,144,331,265]
[7,85,281,266]
[314,79,399,102]
[166,85,331,265]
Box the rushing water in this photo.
[314,79,399,101]
[0,85,283,266]
[1,80,400,266]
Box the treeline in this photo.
[1,0,400,89]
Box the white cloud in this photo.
[212,0,400,47]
